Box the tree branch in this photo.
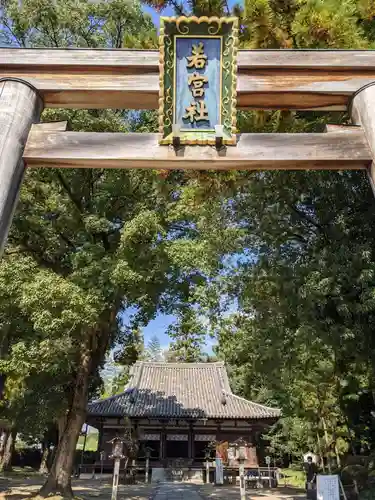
[169,0,185,16]
[289,204,325,233]
[58,232,76,251]
[19,237,65,275]
[55,171,83,213]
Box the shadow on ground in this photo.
[0,476,155,499]
[0,476,306,500]
[197,484,306,500]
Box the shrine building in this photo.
[87,361,280,474]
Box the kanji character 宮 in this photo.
[188,72,208,98]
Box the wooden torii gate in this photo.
[2,47,375,253]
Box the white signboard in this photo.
[304,451,319,464]
[317,475,340,500]
[215,457,224,485]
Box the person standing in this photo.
[304,456,317,499]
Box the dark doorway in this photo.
[166,440,189,458]
[194,441,209,462]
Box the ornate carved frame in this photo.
[159,16,238,145]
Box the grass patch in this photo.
[0,466,41,478]
[280,467,305,488]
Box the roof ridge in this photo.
[216,364,232,393]
[224,391,281,413]
[88,391,125,406]
[133,361,225,367]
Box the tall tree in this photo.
[0,1,236,496]
[167,308,206,362]
[215,168,375,461]
[144,335,164,362]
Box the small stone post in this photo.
[108,437,125,500]
[0,78,43,255]
[144,446,152,484]
[265,455,272,488]
[204,446,211,484]
[234,438,247,500]
[100,451,105,478]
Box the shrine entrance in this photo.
[1,17,375,253]
[166,437,189,459]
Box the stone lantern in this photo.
[204,441,215,484]
[232,438,247,500]
[234,438,247,463]
[108,437,126,500]
[109,436,125,459]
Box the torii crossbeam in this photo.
[2,48,375,253]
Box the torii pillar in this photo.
[350,83,375,196]
[0,78,43,254]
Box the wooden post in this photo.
[80,423,88,476]
[188,424,193,460]
[339,477,348,500]
[111,457,120,500]
[350,83,375,196]
[100,451,105,478]
[145,456,149,484]
[0,78,43,254]
[265,455,272,488]
[239,462,246,500]
[268,464,272,488]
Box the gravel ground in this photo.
[0,475,305,500]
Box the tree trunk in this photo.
[0,428,16,472]
[321,417,332,474]
[316,432,326,473]
[39,338,93,498]
[334,441,341,469]
[57,414,68,444]
[39,442,50,475]
[0,429,9,463]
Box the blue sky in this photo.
[127,2,242,353]
[143,5,175,25]
[122,310,217,354]
[1,3,241,355]
[141,313,175,350]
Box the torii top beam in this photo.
[3,48,375,110]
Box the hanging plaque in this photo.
[159,16,238,145]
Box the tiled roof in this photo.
[88,361,280,420]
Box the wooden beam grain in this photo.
[350,85,375,197]
[3,48,375,110]
[24,127,372,171]
[0,81,42,253]
[32,121,68,132]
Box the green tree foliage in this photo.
[134,0,375,468]
[215,170,375,464]
[1,0,375,487]
[144,335,164,362]
[167,308,206,362]
[197,0,375,468]
[0,0,236,495]
[142,0,232,17]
